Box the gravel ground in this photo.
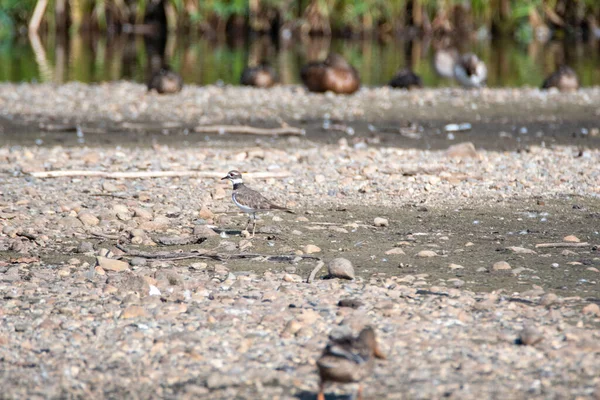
[1,84,600,399]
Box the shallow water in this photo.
[2,33,600,87]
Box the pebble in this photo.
[582,303,600,316]
[492,261,511,271]
[96,256,129,272]
[303,244,321,254]
[120,305,149,319]
[198,206,214,220]
[563,235,580,243]
[77,241,94,253]
[448,263,464,270]
[327,258,355,280]
[446,142,479,158]
[193,225,219,236]
[539,293,559,306]
[132,207,153,220]
[385,248,406,255]
[517,326,543,346]
[374,217,389,227]
[507,246,536,254]
[417,250,437,258]
[78,212,99,226]
[129,257,147,267]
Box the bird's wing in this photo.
[234,188,284,211]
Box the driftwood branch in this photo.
[28,170,291,179]
[535,242,590,248]
[307,261,325,283]
[116,244,320,263]
[194,125,305,136]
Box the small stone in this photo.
[130,257,147,267]
[507,246,537,254]
[77,241,94,253]
[539,293,559,306]
[446,142,479,158]
[193,225,218,236]
[385,248,405,255]
[327,258,355,280]
[563,235,580,243]
[213,187,227,200]
[96,256,129,272]
[492,261,511,271]
[303,244,321,254]
[272,216,283,222]
[59,216,83,228]
[132,207,153,220]
[121,305,149,319]
[448,263,464,270]
[374,217,389,227]
[417,250,437,258]
[102,181,119,192]
[199,206,214,220]
[283,274,302,282]
[78,212,100,226]
[517,326,543,346]
[582,303,600,316]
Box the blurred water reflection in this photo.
[1,33,599,87]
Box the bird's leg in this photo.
[316,381,325,400]
[357,383,363,400]
[251,213,257,237]
[244,214,252,232]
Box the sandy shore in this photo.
[1,84,599,399]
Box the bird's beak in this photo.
[221,176,229,181]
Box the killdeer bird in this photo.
[453,53,487,88]
[301,53,360,95]
[389,68,423,90]
[316,326,385,400]
[542,66,579,92]
[221,170,287,237]
[240,62,278,88]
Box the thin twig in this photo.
[116,244,320,263]
[194,125,305,136]
[307,261,325,283]
[89,193,129,199]
[28,170,291,179]
[535,242,590,248]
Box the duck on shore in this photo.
[453,53,487,88]
[541,66,579,92]
[147,66,183,94]
[389,68,423,90]
[301,53,360,94]
[316,326,385,400]
[240,62,278,88]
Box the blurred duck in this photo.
[453,53,487,88]
[433,47,459,79]
[389,68,423,90]
[542,66,579,92]
[240,62,278,88]
[301,53,360,95]
[147,66,183,94]
[316,326,385,400]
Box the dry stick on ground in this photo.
[535,242,590,248]
[194,125,305,136]
[28,170,292,179]
[307,261,325,283]
[116,244,321,263]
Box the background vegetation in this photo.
[1,0,599,41]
